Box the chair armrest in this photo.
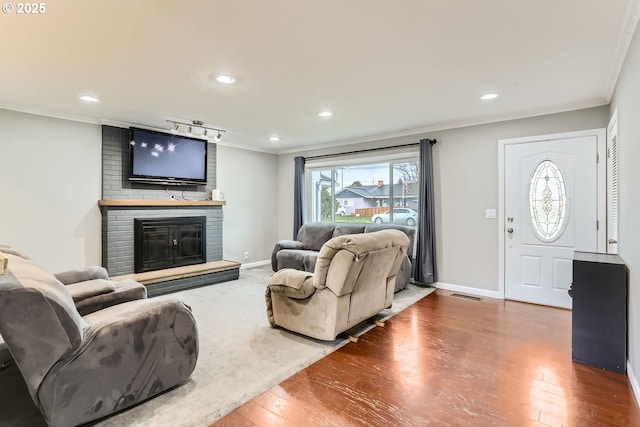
[81,297,195,336]
[54,266,109,285]
[66,279,116,302]
[266,269,316,327]
[268,269,316,299]
[271,240,305,271]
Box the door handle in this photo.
[506,228,514,234]
[608,238,618,244]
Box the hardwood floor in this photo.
[210,290,640,427]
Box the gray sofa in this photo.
[0,248,198,427]
[266,229,409,340]
[272,222,415,292]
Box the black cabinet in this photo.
[571,251,627,373]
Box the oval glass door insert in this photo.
[529,160,567,242]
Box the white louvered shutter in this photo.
[607,110,619,254]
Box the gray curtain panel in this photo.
[293,156,306,238]
[415,138,438,283]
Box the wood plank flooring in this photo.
[211,290,640,427]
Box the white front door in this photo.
[502,131,604,308]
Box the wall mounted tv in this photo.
[129,127,208,185]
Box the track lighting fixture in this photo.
[166,120,226,141]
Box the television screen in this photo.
[129,128,208,185]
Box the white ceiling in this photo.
[1,1,638,153]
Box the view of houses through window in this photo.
[308,159,420,230]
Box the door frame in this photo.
[497,129,607,300]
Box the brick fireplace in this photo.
[100,125,237,295]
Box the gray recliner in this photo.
[0,245,147,315]
[0,250,198,427]
[266,229,409,341]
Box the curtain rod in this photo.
[304,139,435,161]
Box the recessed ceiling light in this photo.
[318,111,334,117]
[269,136,280,142]
[216,74,235,84]
[480,93,498,101]
[80,95,100,103]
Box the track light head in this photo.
[166,120,225,142]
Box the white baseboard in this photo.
[240,260,270,270]
[628,360,640,408]
[435,282,503,299]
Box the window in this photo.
[529,160,567,242]
[306,157,419,228]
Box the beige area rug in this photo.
[0,265,435,427]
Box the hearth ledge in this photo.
[111,260,240,285]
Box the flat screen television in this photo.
[129,127,208,185]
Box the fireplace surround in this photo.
[99,125,238,296]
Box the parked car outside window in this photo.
[335,206,347,216]
[371,208,418,226]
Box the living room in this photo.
[1,1,640,426]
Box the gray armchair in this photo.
[266,229,409,341]
[0,250,198,427]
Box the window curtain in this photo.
[415,138,438,283]
[293,156,306,238]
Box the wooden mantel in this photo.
[98,199,226,207]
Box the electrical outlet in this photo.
[243,251,249,260]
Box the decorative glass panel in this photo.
[529,160,567,241]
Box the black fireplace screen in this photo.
[134,216,206,273]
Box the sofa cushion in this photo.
[276,249,319,271]
[365,223,416,257]
[297,223,336,251]
[303,253,319,272]
[332,224,365,238]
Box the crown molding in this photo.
[0,103,100,125]
[604,0,640,101]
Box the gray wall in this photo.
[610,21,640,392]
[0,110,280,273]
[217,145,278,264]
[277,106,609,292]
[0,109,102,271]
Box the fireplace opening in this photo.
[134,216,206,273]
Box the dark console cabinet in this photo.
[571,251,627,373]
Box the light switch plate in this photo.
[485,209,497,219]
